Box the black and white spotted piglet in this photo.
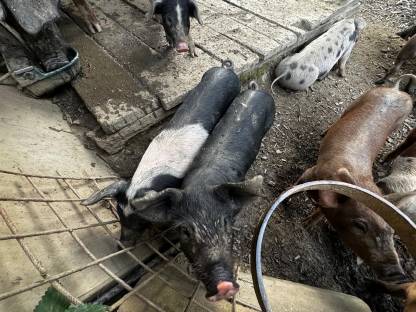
[272,18,366,91]
[147,0,203,56]
[125,83,275,301]
[82,62,240,245]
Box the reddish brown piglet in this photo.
[298,74,416,282]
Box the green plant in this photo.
[34,287,107,312]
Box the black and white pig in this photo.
[82,62,240,245]
[271,18,366,91]
[147,0,202,56]
[124,84,275,301]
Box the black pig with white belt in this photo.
[82,62,240,245]
[147,0,203,56]
[125,83,275,301]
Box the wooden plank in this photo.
[198,0,298,60]
[137,50,220,111]
[59,15,162,135]
[86,0,255,110]
[224,0,360,34]
[92,0,260,71]
[123,0,286,61]
[89,0,168,52]
[92,107,172,155]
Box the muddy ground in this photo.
[55,1,416,311]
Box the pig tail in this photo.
[270,72,287,96]
[222,59,234,70]
[248,81,259,91]
[393,74,416,92]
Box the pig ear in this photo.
[148,0,163,18]
[189,0,203,25]
[336,168,356,185]
[214,175,263,214]
[130,188,183,223]
[295,166,316,185]
[320,168,356,208]
[82,180,129,205]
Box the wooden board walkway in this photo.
[60,0,360,154]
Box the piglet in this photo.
[378,125,416,194]
[147,0,202,56]
[297,74,416,282]
[125,83,275,301]
[376,35,416,85]
[82,61,240,246]
[384,191,416,222]
[272,18,366,91]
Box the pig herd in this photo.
[83,11,416,312]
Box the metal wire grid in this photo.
[0,169,260,312]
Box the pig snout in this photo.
[176,41,189,53]
[207,281,240,302]
[203,262,239,301]
[376,265,407,282]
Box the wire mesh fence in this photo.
[0,169,259,312]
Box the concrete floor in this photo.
[0,86,156,312]
[118,254,371,312]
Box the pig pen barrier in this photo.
[0,169,258,312]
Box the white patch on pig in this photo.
[274,18,364,90]
[176,3,182,27]
[379,156,416,193]
[126,123,209,200]
[175,2,185,37]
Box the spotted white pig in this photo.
[82,62,240,245]
[272,18,366,91]
[378,123,416,194]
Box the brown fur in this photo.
[298,84,413,281]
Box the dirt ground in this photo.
[54,1,416,311]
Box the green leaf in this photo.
[34,287,71,312]
[66,304,107,312]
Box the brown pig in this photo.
[378,128,416,194]
[297,74,416,281]
[376,35,416,85]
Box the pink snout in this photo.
[176,41,189,53]
[207,281,239,302]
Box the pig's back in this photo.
[318,87,412,169]
[186,90,275,185]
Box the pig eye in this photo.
[352,218,369,234]
[180,227,192,240]
[165,17,173,26]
